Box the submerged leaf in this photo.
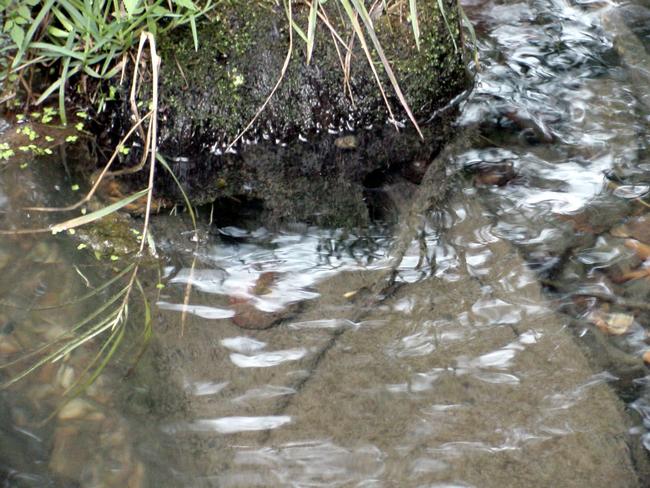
[624,239,650,261]
[611,216,650,244]
[589,311,634,335]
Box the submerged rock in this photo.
[104,0,470,225]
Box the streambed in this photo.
[4,0,650,486]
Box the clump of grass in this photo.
[0,31,184,412]
[0,0,212,123]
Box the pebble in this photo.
[589,311,635,335]
[231,301,284,330]
[37,361,58,383]
[334,135,358,149]
[624,239,650,260]
[643,350,650,365]
[58,398,97,420]
[41,323,68,342]
[127,462,145,488]
[0,335,20,354]
[27,384,56,403]
[56,364,76,390]
[49,425,85,480]
[611,215,650,243]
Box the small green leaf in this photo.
[10,25,25,47]
[77,243,87,250]
[17,5,31,19]
[123,0,141,16]
[71,184,80,191]
[174,0,198,11]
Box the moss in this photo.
[157,1,258,145]
[375,0,467,114]
[156,0,467,151]
[108,0,469,221]
[75,212,140,257]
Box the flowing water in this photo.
[4,0,650,486]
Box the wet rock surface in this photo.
[126,183,649,487]
[100,0,469,223]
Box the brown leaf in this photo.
[250,271,278,296]
[611,267,650,283]
[643,350,650,365]
[589,311,634,335]
[624,239,650,260]
[231,301,283,330]
[557,211,608,234]
[611,215,650,243]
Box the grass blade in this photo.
[409,0,421,50]
[436,0,458,52]
[190,15,199,51]
[35,65,80,106]
[30,42,84,61]
[156,153,196,230]
[459,5,479,66]
[343,0,424,138]
[50,188,148,234]
[11,0,56,69]
[57,32,75,124]
[306,0,319,64]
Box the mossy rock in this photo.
[108,0,470,226]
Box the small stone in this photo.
[231,301,283,330]
[473,161,517,187]
[643,350,650,365]
[128,462,146,488]
[27,384,56,403]
[334,135,358,149]
[611,216,650,243]
[58,398,96,420]
[49,425,84,480]
[624,239,650,261]
[0,336,20,354]
[37,361,58,383]
[56,364,75,390]
[41,323,68,342]
[589,311,634,335]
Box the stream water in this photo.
[3,0,650,486]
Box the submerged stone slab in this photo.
[125,188,649,486]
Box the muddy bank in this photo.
[100,0,470,224]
